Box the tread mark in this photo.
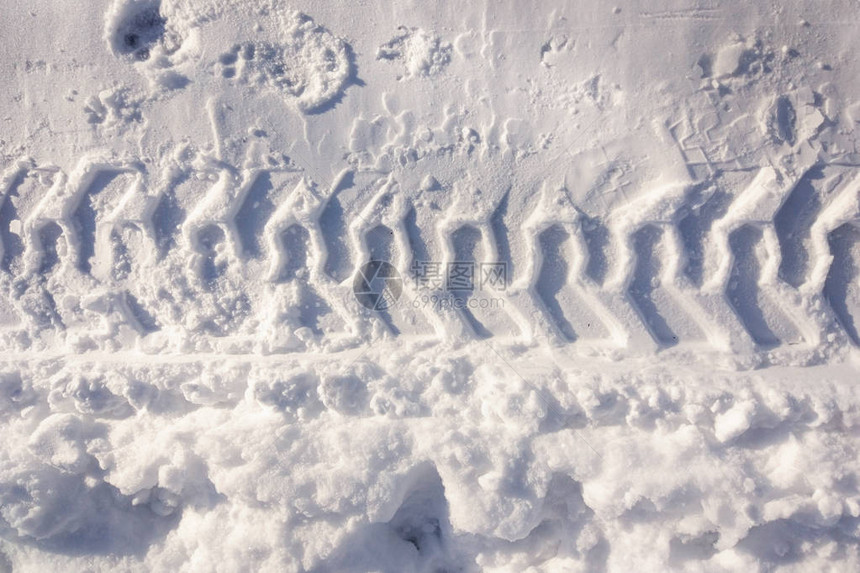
[823,223,860,345]
[235,171,277,258]
[0,170,28,272]
[276,224,310,283]
[727,225,780,347]
[627,225,678,347]
[363,224,399,335]
[38,222,64,275]
[536,225,577,342]
[774,166,824,288]
[581,214,610,285]
[0,159,34,272]
[320,186,351,282]
[366,224,395,264]
[404,206,430,265]
[451,225,491,339]
[72,170,132,274]
[490,190,514,279]
[677,187,732,286]
[196,225,227,284]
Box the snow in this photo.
[1,0,860,571]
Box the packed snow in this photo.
[1,0,860,571]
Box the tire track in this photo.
[0,152,858,357]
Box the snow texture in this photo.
[1,0,860,571]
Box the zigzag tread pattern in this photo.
[0,152,859,359]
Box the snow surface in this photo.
[1,0,860,571]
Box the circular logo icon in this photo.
[352,260,403,311]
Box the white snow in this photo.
[1,0,860,571]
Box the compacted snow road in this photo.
[0,0,859,571]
